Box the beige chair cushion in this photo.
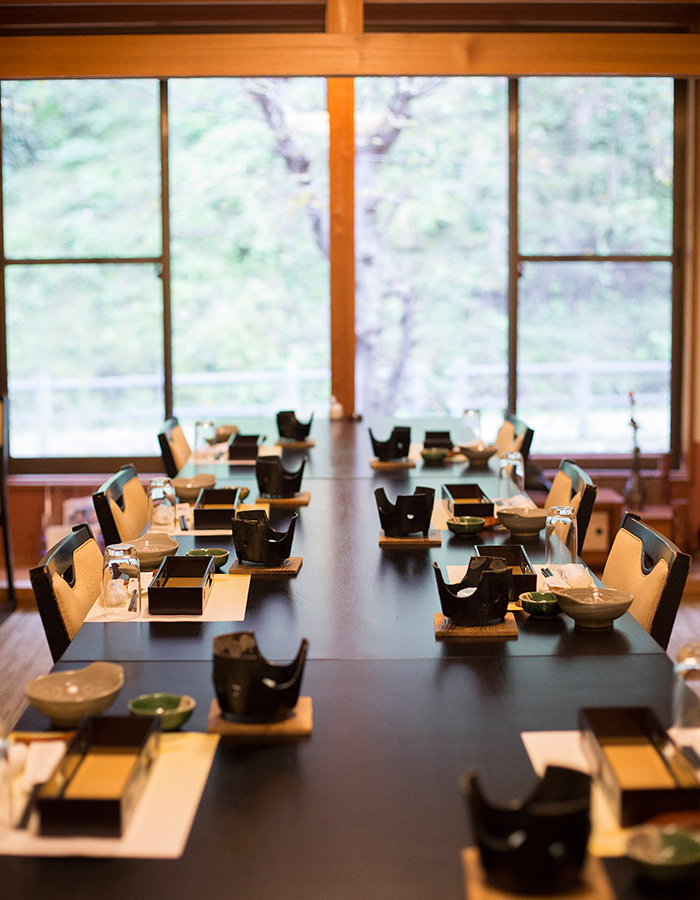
[545,471,572,510]
[169,424,191,471]
[51,539,103,641]
[108,476,148,542]
[494,420,516,453]
[603,529,669,634]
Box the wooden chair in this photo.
[603,512,690,650]
[30,523,103,662]
[93,464,148,547]
[158,416,191,477]
[495,413,534,460]
[495,413,543,491]
[544,459,598,553]
[0,394,15,617]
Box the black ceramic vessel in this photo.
[462,765,591,895]
[212,631,309,722]
[433,557,511,626]
[228,433,260,460]
[424,430,453,450]
[277,410,313,441]
[256,456,306,498]
[369,426,411,461]
[232,509,297,565]
[375,486,435,537]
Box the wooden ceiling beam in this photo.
[1,31,700,77]
[0,2,698,34]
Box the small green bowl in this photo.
[519,591,562,618]
[421,447,448,464]
[447,516,485,536]
[186,547,229,570]
[627,824,700,884]
[127,693,196,731]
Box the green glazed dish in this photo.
[447,516,485,536]
[186,547,229,570]
[421,447,449,464]
[627,825,700,884]
[519,591,562,618]
[127,692,196,731]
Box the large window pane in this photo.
[519,78,673,256]
[169,78,330,427]
[354,77,508,428]
[6,265,164,457]
[517,261,671,454]
[2,80,160,259]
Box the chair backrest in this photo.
[29,523,103,662]
[0,393,15,613]
[602,512,690,650]
[495,413,534,460]
[93,464,148,546]
[545,459,598,553]
[158,417,191,477]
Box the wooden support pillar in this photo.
[327,0,361,415]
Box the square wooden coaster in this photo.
[227,556,303,576]
[255,491,310,507]
[461,848,614,900]
[276,439,315,450]
[379,529,442,547]
[207,696,313,742]
[434,612,518,640]
[370,458,416,471]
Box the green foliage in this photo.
[0,75,675,456]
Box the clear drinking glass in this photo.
[461,408,482,444]
[545,506,578,567]
[147,476,176,532]
[100,543,141,620]
[497,451,525,502]
[673,642,700,733]
[194,420,216,461]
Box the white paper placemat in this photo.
[86,572,250,623]
[0,732,219,859]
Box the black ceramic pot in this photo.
[212,632,309,722]
[256,456,306,498]
[462,765,591,895]
[375,486,435,537]
[277,410,313,441]
[433,557,511,626]
[369,426,411,461]
[232,510,297,565]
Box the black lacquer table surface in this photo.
[7,417,686,900]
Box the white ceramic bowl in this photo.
[25,661,125,726]
[172,473,216,502]
[131,533,179,570]
[497,506,548,538]
[551,586,634,630]
[459,442,498,465]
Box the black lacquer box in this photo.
[579,706,700,826]
[37,716,160,837]
[148,554,215,615]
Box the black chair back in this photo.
[603,512,690,650]
[30,523,102,661]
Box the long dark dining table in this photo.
[6,417,689,899]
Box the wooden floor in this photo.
[0,610,52,734]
